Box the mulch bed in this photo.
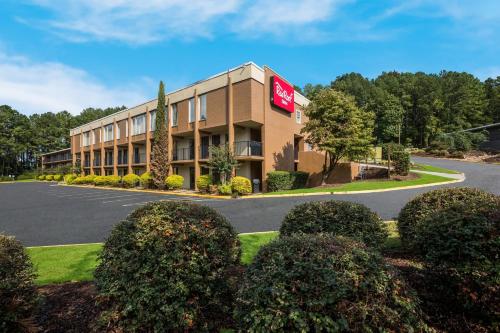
[33,255,490,333]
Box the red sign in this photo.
[271,75,294,113]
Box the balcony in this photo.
[93,159,101,167]
[200,145,210,159]
[234,141,262,157]
[173,147,194,161]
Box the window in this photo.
[104,124,114,142]
[150,110,156,131]
[125,121,128,137]
[295,109,302,124]
[199,94,207,120]
[132,114,146,135]
[91,131,96,144]
[116,123,120,140]
[82,131,91,146]
[188,98,195,123]
[172,104,178,126]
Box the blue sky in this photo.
[1,0,499,115]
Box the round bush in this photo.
[280,200,388,248]
[231,176,251,195]
[93,176,108,186]
[94,201,241,332]
[235,234,427,332]
[196,175,212,193]
[38,175,45,181]
[415,205,499,322]
[45,174,54,181]
[398,187,499,249]
[140,171,152,188]
[0,234,39,331]
[266,171,292,192]
[53,174,63,181]
[218,183,232,195]
[64,174,77,184]
[122,173,140,188]
[165,174,183,190]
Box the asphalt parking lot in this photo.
[1,156,498,246]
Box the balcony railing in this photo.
[93,159,101,167]
[234,141,262,157]
[200,145,210,159]
[84,160,90,168]
[173,147,194,161]
[134,153,146,164]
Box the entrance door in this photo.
[189,167,195,190]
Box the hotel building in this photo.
[43,62,354,191]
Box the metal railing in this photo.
[173,147,194,161]
[234,141,262,157]
[200,145,210,159]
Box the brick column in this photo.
[89,129,94,175]
[193,90,200,190]
[167,99,173,174]
[72,134,77,174]
[227,76,236,177]
[113,118,118,175]
[80,129,85,176]
[127,113,133,174]
[146,107,151,172]
[100,123,105,175]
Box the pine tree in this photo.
[150,81,170,188]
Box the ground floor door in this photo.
[189,167,195,190]
[250,161,262,191]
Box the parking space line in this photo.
[85,194,139,201]
[102,197,149,203]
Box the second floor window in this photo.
[82,131,90,147]
[150,110,156,131]
[172,104,178,126]
[188,98,195,123]
[199,94,207,120]
[116,123,120,140]
[132,114,146,135]
[295,109,302,124]
[104,124,113,141]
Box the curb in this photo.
[245,176,465,199]
[58,183,231,200]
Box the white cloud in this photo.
[0,51,151,115]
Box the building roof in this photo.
[40,147,71,156]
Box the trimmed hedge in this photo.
[64,174,77,184]
[231,176,251,195]
[45,175,54,181]
[165,174,184,190]
[416,204,500,325]
[280,200,388,248]
[140,171,152,188]
[94,201,241,332]
[235,234,428,332]
[72,175,96,185]
[218,183,232,195]
[38,175,45,181]
[398,187,499,249]
[267,171,309,192]
[122,174,140,188]
[94,175,121,187]
[392,150,410,176]
[196,175,212,193]
[0,234,39,331]
[16,173,34,180]
[53,174,63,181]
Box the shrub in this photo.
[93,175,121,187]
[218,183,232,195]
[0,234,39,331]
[231,176,252,195]
[139,171,152,188]
[38,175,45,181]
[64,174,77,184]
[16,173,34,180]
[382,142,405,160]
[45,174,54,181]
[280,200,388,248]
[290,171,309,189]
[53,174,63,181]
[94,201,241,332]
[165,174,184,190]
[122,174,140,188]
[266,171,292,192]
[398,187,499,249]
[392,150,410,175]
[415,205,500,324]
[72,174,96,185]
[196,175,212,193]
[235,234,428,332]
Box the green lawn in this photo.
[28,233,279,285]
[263,172,454,195]
[411,163,460,174]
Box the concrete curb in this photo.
[59,183,231,200]
[244,175,465,199]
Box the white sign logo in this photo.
[275,81,293,105]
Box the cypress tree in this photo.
[150,81,170,188]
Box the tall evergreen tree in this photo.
[150,81,170,188]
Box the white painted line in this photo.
[102,197,145,203]
[85,194,139,201]
[122,201,153,207]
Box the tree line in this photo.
[0,105,126,176]
[297,71,500,147]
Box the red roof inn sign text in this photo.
[271,75,294,113]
